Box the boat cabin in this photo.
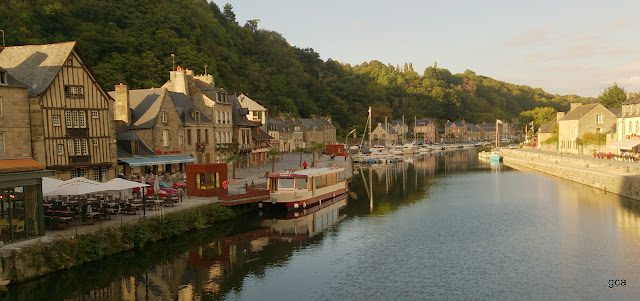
[266,167,347,209]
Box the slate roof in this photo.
[298,118,323,131]
[560,104,599,121]
[169,92,212,124]
[0,66,28,88]
[622,96,640,105]
[467,124,482,132]
[415,119,432,126]
[268,117,293,132]
[446,121,465,128]
[230,95,256,127]
[252,127,274,141]
[115,128,156,158]
[476,123,495,131]
[609,107,622,117]
[538,117,558,133]
[0,41,76,97]
[108,88,165,129]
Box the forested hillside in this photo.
[0,0,594,137]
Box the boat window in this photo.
[278,178,295,189]
[295,178,307,190]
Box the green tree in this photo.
[225,154,241,179]
[598,83,626,108]
[295,147,307,167]
[518,107,557,130]
[268,148,279,173]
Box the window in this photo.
[187,129,192,145]
[0,132,4,154]
[197,129,201,143]
[100,167,107,182]
[179,135,184,146]
[66,58,73,66]
[630,121,633,133]
[78,168,87,178]
[205,129,209,144]
[68,140,75,155]
[596,114,603,123]
[91,111,99,119]
[72,111,79,128]
[163,130,169,146]
[162,112,167,123]
[216,111,220,123]
[131,140,138,155]
[0,72,6,85]
[194,111,200,123]
[75,139,81,155]
[56,144,64,155]
[216,132,220,146]
[93,168,101,181]
[65,85,84,98]
[93,138,98,147]
[253,111,260,120]
[70,169,78,179]
[79,111,86,128]
[65,111,72,128]
[81,139,88,155]
[0,97,3,116]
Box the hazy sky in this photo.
[223,0,640,98]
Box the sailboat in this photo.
[489,119,503,162]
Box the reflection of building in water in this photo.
[616,198,640,240]
[262,195,348,240]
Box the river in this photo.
[5,149,640,300]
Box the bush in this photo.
[25,204,237,273]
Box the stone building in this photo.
[164,67,233,164]
[0,63,52,244]
[414,119,436,143]
[286,119,305,150]
[537,113,561,149]
[445,121,467,141]
[371,123,398,145]
[296,118,323,147]
[466,123,482,141]
[316,116,337,145]
[0,41,116,180]
[268,117,292,152]
[109,85,197,175]
[239,94,267,132]
[559,103,616,154]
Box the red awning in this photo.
[0,158,46,173]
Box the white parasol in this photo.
[102,178,150,191]
[42,177,65,195]
[44,177,105,196]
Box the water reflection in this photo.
[6,149,640,299]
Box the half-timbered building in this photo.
[0,42,116,180]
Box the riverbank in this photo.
[502,149,640,201]
[0,152,352,285]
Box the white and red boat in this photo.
[265,167,348,209]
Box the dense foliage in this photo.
[518,107,557,131]
[597,83,627,108]
[0,0,595,137]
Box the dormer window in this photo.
[194,111,200,123]
[0,71,6,85]
[65,85,84,98]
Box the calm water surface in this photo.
[6,149,640,300]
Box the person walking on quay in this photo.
[303,161,308,169]
[344,152,348,161]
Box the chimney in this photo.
[169,66,189,96]
[114,83,130,125]
[556,112,565,121]
[194,73,215,86]
[570,103,582,111]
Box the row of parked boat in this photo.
[351,142,484,164]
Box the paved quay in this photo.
[2,152,352,252]
[502,148,640,201]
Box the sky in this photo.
[222,0,640,98]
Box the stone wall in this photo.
[502,150,640,201]
[0,86,31,158]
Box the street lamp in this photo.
[346,128,357,153]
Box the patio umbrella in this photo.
[102,178,150,191]
[42,177,65,195]
[44,177,105,196]
[154,174,160,194]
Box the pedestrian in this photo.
[344,152,348,161]
[303,161,308,169]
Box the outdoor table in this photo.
[58,217,72,229]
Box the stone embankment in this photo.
[502,149,640,201]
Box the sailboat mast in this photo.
[368,107,372,149]
[385,117,388,147]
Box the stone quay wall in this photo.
[501,149,640,201]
